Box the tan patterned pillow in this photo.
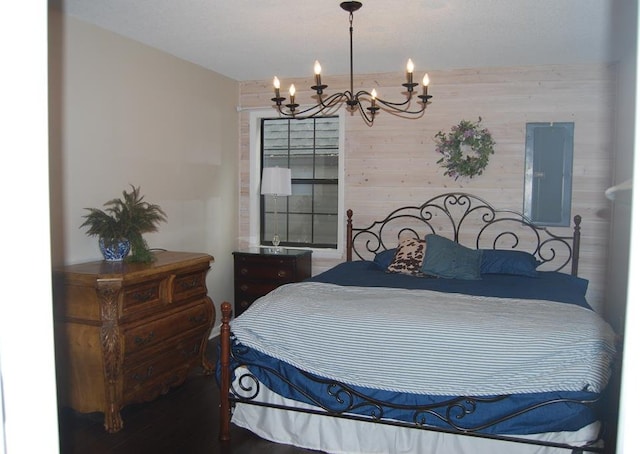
[387,237,426,275]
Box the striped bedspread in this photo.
[231,282,617,396]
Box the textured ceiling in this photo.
[54,0,614,82]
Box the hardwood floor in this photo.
[57,336,619,454]
[57,337,319,454]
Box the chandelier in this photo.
[271,1,432,125]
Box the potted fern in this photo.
[80,185,167,263]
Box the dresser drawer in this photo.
[123,334,203,401]
[123,301,211,356]
[171,270,207,303]
[235,257,295,282]
[121,278,164,316]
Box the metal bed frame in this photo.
[218,193,611,453]
[346,192,581,275]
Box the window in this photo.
[523,122,574,226]
[261,116,341,248]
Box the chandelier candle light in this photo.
[271,1,432,125]
[260,167,292,251]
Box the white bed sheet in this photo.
[232,282,617,396]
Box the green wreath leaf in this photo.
[434,117,495,180]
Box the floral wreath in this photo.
[434,117,495,180]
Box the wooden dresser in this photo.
[233,248,312,316]
[52,251,215,433]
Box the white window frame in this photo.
[248,109,345,259]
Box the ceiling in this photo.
[54,0,615,82]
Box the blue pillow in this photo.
[421,234,482,280]
[480,249,540,277]
[373,248,397,270]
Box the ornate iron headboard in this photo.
[346,192,581,275]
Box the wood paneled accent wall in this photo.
[238,64,617,316]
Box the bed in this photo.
[218,192,618,453]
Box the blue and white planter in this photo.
[99,238,131,261]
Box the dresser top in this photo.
[54,251,214,280]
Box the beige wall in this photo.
[239,64,616,317]
[48,10,239,330]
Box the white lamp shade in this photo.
[261,167,292,196]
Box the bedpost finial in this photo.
[346,209,353,262]
[219,301,233,441]
[221,301,232,323]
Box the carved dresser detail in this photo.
[53,251,215,433]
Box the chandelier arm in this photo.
[317,91,353,110]
[354,90,428,112]
[357,99,375,125]
[374,94,416,108]
[275,92,352,118]
[354,90,372,98]
[371,107,428,119]
[377,104,428,115]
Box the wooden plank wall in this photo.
[238,64,617,315]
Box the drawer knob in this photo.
[132,289,155,302]
[240,300,250,308]
[134,331,155,346]
[240,284,249,291]
[240,267,248,275]
[189,313,206,324]
[180,343,199,358]
[179,278,199,290]
[277,270,287,278]
[133,366,154,382]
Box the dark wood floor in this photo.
[57,337,620,454]
[57,337,320,454]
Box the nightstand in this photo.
[233,248,312,316]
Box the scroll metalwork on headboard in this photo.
[346,192,581,275]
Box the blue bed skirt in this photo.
[222,340,601,436]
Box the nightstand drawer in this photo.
[123,301,211,355]
[236,280,281,296]
[235,257,295,281]
[236,298,253,313]
[235,282,280,314]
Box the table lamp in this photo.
[260,167,292,250]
